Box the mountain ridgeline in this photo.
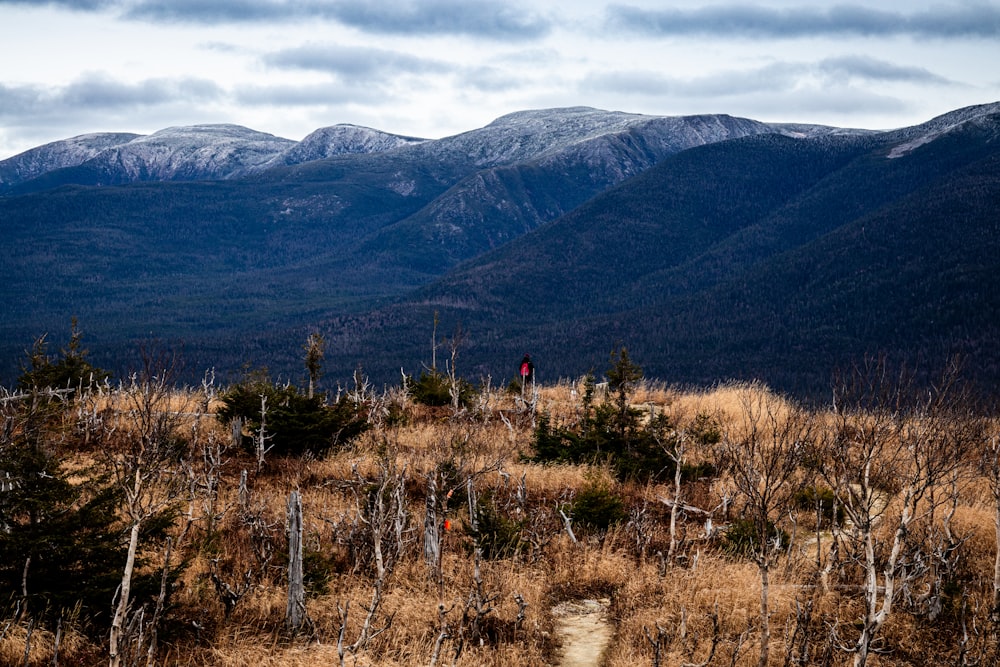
[1,103,998,398]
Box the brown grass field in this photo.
[3,377,1000,666]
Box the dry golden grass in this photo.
[0,620,97,667]
[0,623,55,667]
[6,380,1000,666]
[615,559,859,666]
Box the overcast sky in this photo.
[1,0,998,159]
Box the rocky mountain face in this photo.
[355,111,784,269]
[0,132,140,189]
[884,101,1000,159]
[1,103,998,398]
[261,124,426,168]
[0,125,292,192]
[0,123,425,193]
[0,107,835,194]
[86,125,295,181]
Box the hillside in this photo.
[0,108,783,384]
[317,105,1000,398]
[0,132,141,188]
[3,371,999,666]
[1,103,998,397]
[1,125,295,193]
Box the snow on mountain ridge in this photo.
[442,107,658,167]
[409,112,780,252]
[0,122,431,189]
[0,132,140,186]
[532,113,773,168]
[0,108,774,192]
[885,101,1000,158]
[430,107,799,171]
[262,123,426,169]
[99,124,296,180]
[4,102,999,190]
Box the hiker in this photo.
[519,354,535,390]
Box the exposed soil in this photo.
[552,598,613,667]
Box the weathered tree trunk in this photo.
[667,449,682,564]
[423,475,440,566]
[304,332,324,399]
[720,385,811,667]
[286,491,305,633]
[758,559,770,667]
[19,556,30,621]
[238,469,249,510]
[102,363,186,667]
[145,538,172,667]
[853,492,911,667]
[256,395,268,472]
[987,436,1000,620]
[53,616,63,667]
[109,521,141,667]
[230,416,242,449]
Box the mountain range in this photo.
[1,103,998,399]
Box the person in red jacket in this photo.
[519,353,535,395]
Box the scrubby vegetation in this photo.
[3,346,1000,667]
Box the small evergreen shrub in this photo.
[689,412,722,446]
[408,370,475,408]
[721,518,789,559]
[531,412,584,463]
[0,402,174,630]
[794,485,845,527]
[530,408,681,481]
[528,351,719,482]
[302,546,338,595]
[467,493,524,559]
[17,319,110,396]
[217,373,368,457]
[570,477,626,532]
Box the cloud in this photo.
[62,75,223,107]
[0,0,116,9]
[0,84,44,118]
[746,89,912,120]
[606,3,1000,39]
[124,0,298,23]
[262,44,450,82]
[122,0,551,39]
[582,63,805,98]
[322,0,551,39]
[580,56,955,101]
[817,56,954,85]
[234,82,382,106]
[459,66,524,93]
[0,75,223,120]
[263,44,549,96]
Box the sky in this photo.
[1,0,999,159]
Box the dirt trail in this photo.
[552,598,612,667]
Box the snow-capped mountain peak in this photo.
[263,124,426,168]
[95,124,296,180]
[0,132,140,187]
[886,101,1000,159]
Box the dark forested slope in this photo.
[320,110,1000,398]
[3,105,998,397]
[0,109,776,383]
